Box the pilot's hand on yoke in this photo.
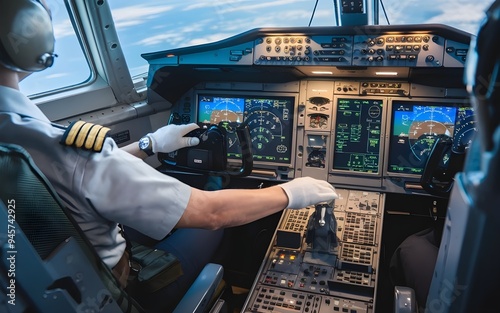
[149,123,200,153]
[279,176,338,209]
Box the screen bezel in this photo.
[384,97,471,179]
[194,90,299,169]
[329,96,388,178]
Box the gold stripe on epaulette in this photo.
[75,122,93,148]
[64,120,86,146]
[85,125,104,150]
[60,121,110,152]
[92,126,111,152]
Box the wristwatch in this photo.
[138,135,154,156]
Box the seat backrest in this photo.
[0,143,142,313]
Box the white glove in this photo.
[279,177,338,209]
[148,123,200,154]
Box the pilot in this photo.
[390,0,500,311]
[0,0,338,312]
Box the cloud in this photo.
[45,72,69,79]
[215,0,308,14]
[136,22,210,47]
[187,0,308,16]
[111,4,175,29]
[185,32,241,46]
[381,0,490,33]
[182,0,247,11]
[52,18,75,39]
[423,2,490,34]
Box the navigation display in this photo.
[388,100,473,175]
[198,94,294,164]
[332,98,384,174]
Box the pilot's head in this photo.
[465,0,500,152]
[0,0,56,73]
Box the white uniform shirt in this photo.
[0,86,192,268]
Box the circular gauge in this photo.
[368,105,381,118]
[246,109,283,151]
[249,126,273,151]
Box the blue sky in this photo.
[21,0,495,95]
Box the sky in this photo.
[21,0,495,95]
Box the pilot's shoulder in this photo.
[60,121,111,153]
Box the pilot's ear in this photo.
[0,0,56,72]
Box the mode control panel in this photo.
[353,34,445,67]
[360,81,410,96]
[253,32,467,68]
[254,35,353,65]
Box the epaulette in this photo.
[60,121,111,152]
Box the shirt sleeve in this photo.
[79,138,192,240]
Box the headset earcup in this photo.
[0,0,55,72]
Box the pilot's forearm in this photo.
[177,186,288,229]
[121,141,149,160]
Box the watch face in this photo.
[139,136,150,150]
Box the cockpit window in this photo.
[20,0,493,96]
[20,0,91,97]
[109,0,492,82]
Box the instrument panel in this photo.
[144,24,475,194]
[142,24,476,313]
[167,80,476,194]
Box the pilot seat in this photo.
[0,143,226,313]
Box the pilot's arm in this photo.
[121,123,200,159]
[178,177,338,229]
[118,122,338,230]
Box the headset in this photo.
[465,0,500,152]
[0,0,57,72]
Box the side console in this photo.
[242,189,384,313]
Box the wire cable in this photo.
[308,0,320,26]
[379,0,390,25]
